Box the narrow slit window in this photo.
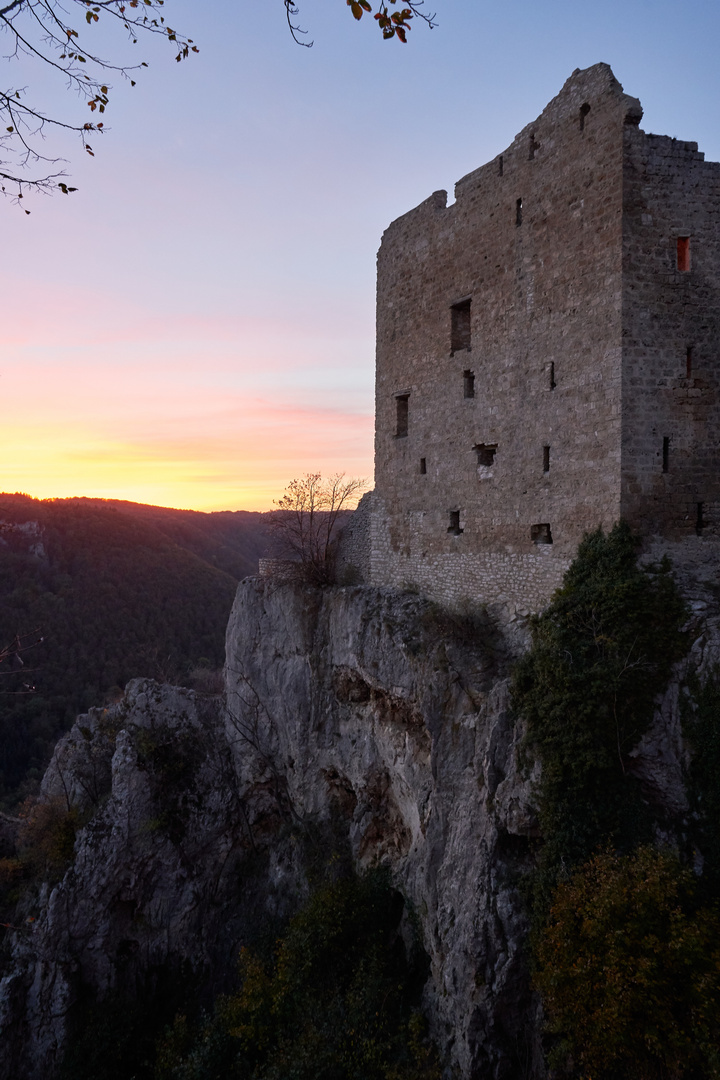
[451,299,471,354]
[463,370,475,398]
[395,394,409,438]
[516,198,523,227]
[543,445,550,473]
[696,502,705,536]
[475,443,497,468]
[662,436,670,473]
[579,102,591,131]
[531,523,553,545]
[447,510,463,535]
[677,236,691,272]
[498,155,504,177]
[548,361,556,390]
[686,346,693,378]
[419,457,427,475]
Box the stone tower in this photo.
[366,63,720,610]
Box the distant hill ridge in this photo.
[0,494,268,802]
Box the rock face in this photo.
[0,577,707,1079]
[224,581,540,1078]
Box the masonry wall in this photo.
[371,64,639,608]
[621,131,720,540]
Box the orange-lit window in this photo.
[677,236,690,272]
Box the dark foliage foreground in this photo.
[60,869,441,1080]
[513,523,720,1077]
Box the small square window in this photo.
[475,443,497,468]
[531,523,553,545]
[447,510,463,536]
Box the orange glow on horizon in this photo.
[2,356,374,511]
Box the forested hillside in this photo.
[0,494,267,803]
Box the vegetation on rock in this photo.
[156,869,440,1080]
[683,669,720,899]
[513,522,720,1076]
[534,845,720,1079]
[511,522,688,916]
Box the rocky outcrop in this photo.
[224,581,541,1078]
[1,576,712,1079]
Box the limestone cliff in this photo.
[0,577,707,1079]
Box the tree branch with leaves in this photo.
[285,0,436,46]
[0,0,197,204]
[0,0,437,203]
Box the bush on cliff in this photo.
[511,521,688,914]
[683,669,720,900]
[534,845,720,1080]
[156,869,440,1080]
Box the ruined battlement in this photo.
[366,64,720,611]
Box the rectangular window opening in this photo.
[447,510,463,536]
[451,299,471,354]
[395,394,409,438]
[677,236,690,272]
[516,197,523,227]
[662,436,670,473]
[686,346,693,378]
[543,445,550,473]
[696,502,705,536]
[531,523,553,545]
[463,369,475,398]
[419,457,427,475]
[548,361,556,390]
[498,155,504,177]
[475,443,497,468]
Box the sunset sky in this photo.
[3,0,720,511]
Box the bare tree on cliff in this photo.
[1,0,435,205]
[266,472,367,585]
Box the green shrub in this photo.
[534,845,720,1080]
[684,670,720,900]
[157,869,441,1080]
[511,522,687,915]
[17,796,80,883]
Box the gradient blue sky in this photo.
[2,0,720,509]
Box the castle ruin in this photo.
[354,63,720,611]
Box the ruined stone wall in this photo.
[335,490,374,584]
[368,495,569,611]
[621,131,720,541]
[371,65,642,609]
